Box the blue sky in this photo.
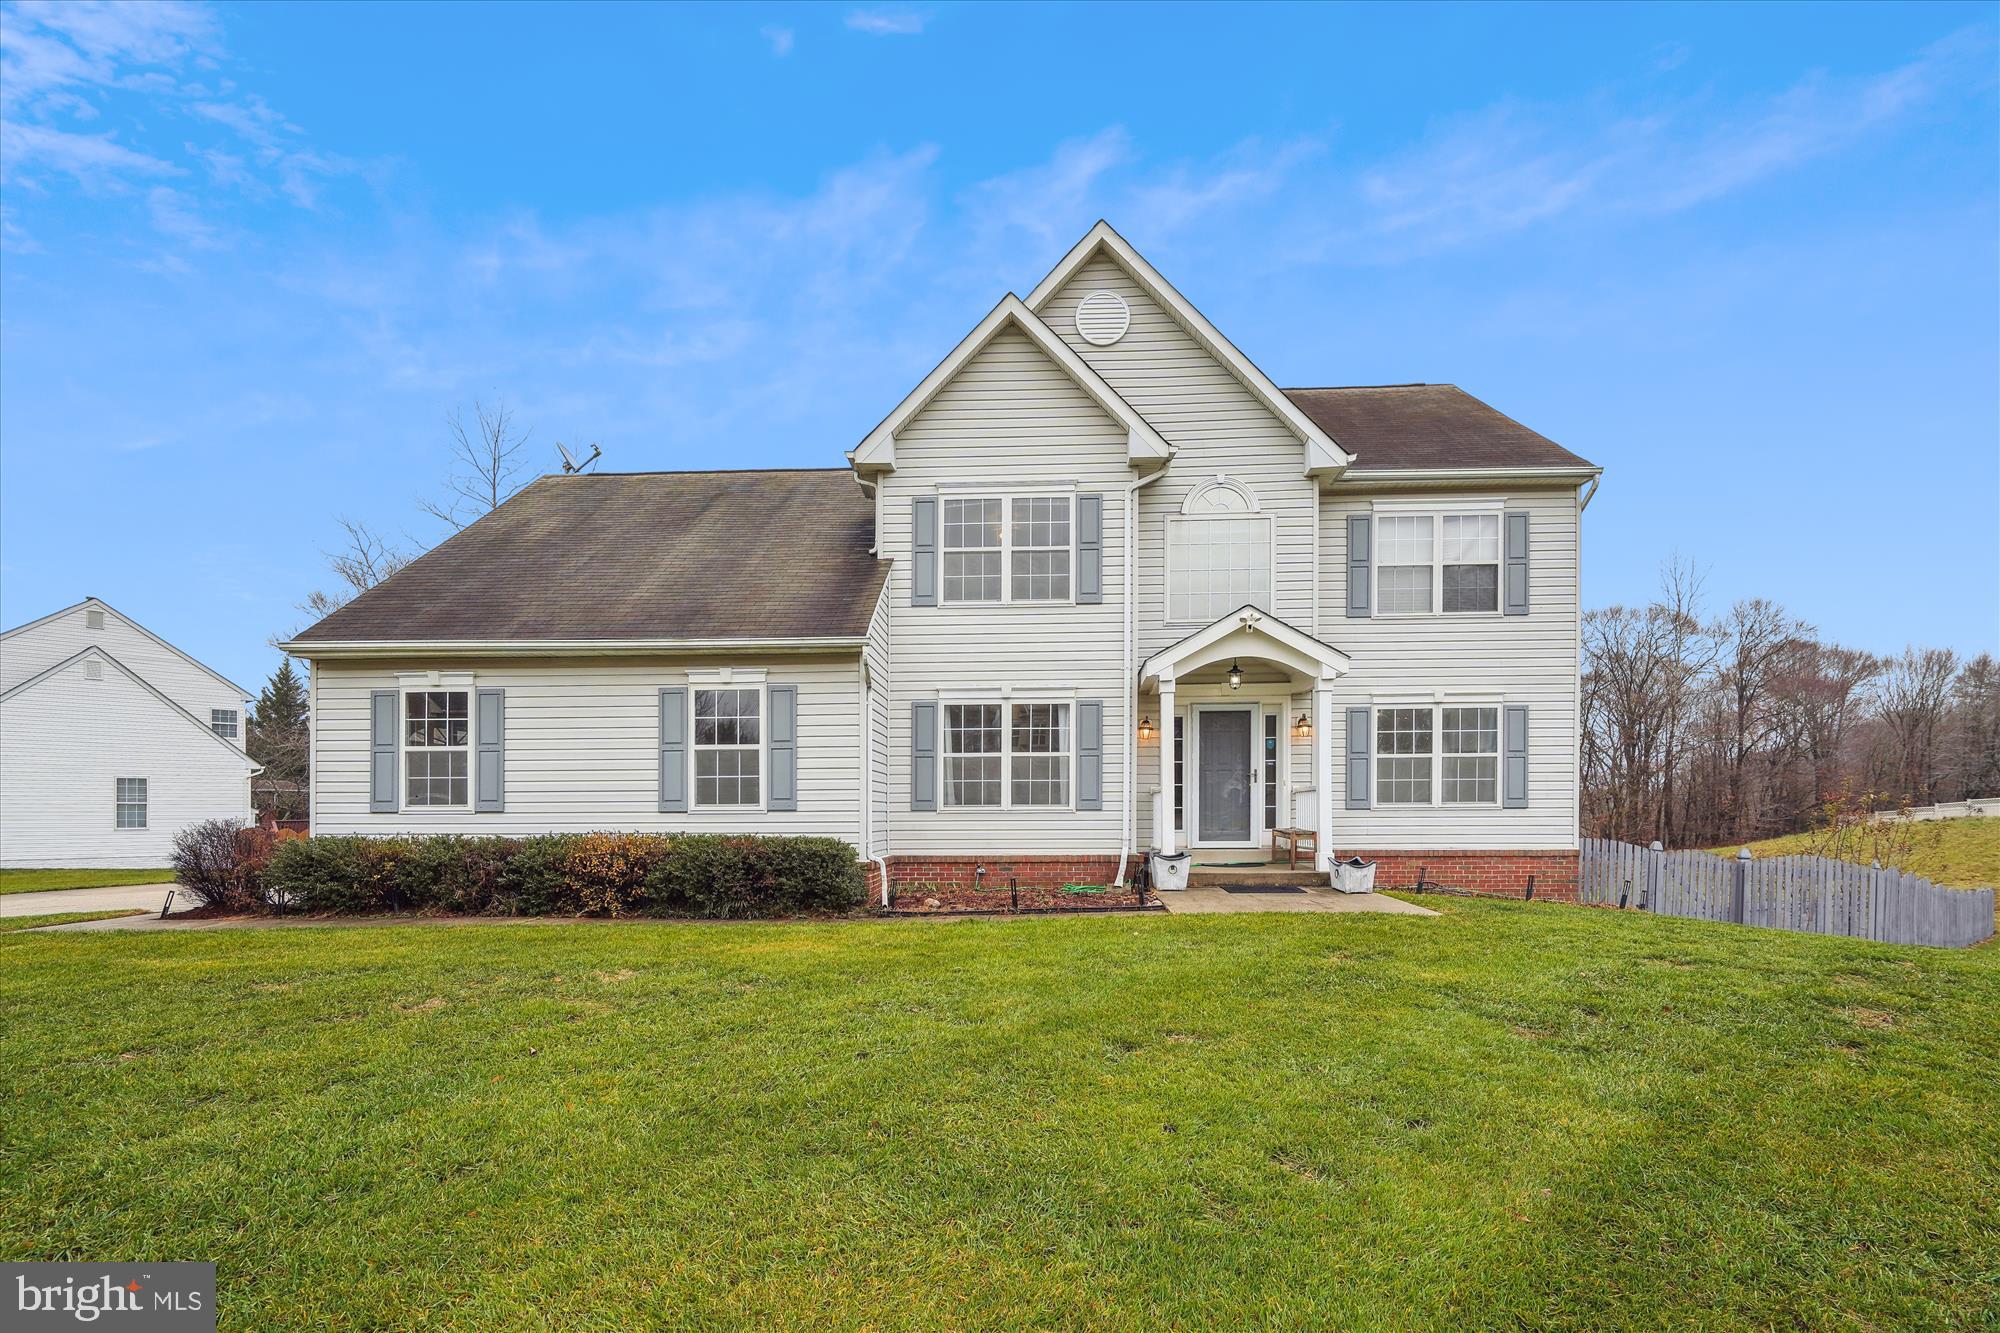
[2,0,1995,695]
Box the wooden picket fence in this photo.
[1579,838,1994,949]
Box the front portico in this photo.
[1138,607,1351,869]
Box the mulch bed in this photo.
[884,883,1162,915]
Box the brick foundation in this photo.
[872,850,1577,902]
[1332,848,1579,901]
[883,855,1127,894]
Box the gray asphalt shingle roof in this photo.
[1283,384,1596,472]
[290,469,887,645]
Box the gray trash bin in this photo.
[1333,856,1376,894]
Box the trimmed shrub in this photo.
[261,831,863,918]
[645,834,864,919]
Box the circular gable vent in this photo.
[1074,290,1130,346]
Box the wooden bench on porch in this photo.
[1270,788,1318,869]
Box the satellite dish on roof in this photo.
[557,441,602,474]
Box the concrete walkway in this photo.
[2,882,179,920]
[1162,887,1437,916]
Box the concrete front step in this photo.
[1186,865,1325,887]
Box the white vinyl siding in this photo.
[877,325,1127,855]
[308,655,863,840]
[0,657,254,868]
[1041,255,1323,663]
[0,602,246,748]
[1324,487,1583,849]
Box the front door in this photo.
[1195,707,1254,844]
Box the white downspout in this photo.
[1115,463,1171,886]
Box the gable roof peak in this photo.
[1026,222,1355,476]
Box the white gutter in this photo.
[280,636,867,658]
[1114,463,1171,887]
[1579,475,1601,511]
[1334,465,1603,485]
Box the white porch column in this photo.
[1157,678,1177,855]
[1313,683,1335,872]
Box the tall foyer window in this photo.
[1167,516,1271,623]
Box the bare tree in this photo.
[1715,598,1812,840]
[297,517,412,620]
[1874,646,1959,805]
[1770,641,1882,808]
[422,399,531,530]
[1947,653,2000,798]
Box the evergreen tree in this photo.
[249,659,310,819]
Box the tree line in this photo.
[1583,559,2000,848]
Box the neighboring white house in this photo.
[1,598,258,868]
[285,222,1602,900]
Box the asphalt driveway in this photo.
[1,882,181,919]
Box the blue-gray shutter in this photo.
[1504,511,1530,616]
[369,690,398,812]
[911,497,938,607]
[659,687,688,813]
[1503,704,1530,808]
[767,684,798,812]
[1076,699,1103,810]
[910,701,937,811]
[1346,515,1371,618]
[474,688,505,812]
[1345,706,1372,810]
[1076,494,1103,604]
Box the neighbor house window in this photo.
[1167,516,1271,623]
[1376,510,1501,615]
[693,687,761,807]
[211,709,239,739]
[1376,704,1501,806]
[404,690,470,807]
[942,700,1072,808]
[115,777,147,829]
[941,494,1073,604]
[943,703,1003,807]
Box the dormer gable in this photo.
[848,293,1171,475]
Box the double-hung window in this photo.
[405,690,470,807]
[211,709,239,739]
[1376,509,1501,615]
[942,701,1072,808]
[1375,704,1499,806]
[115,777,147,829]
[940,495,1071,603]
[693,687,761,807]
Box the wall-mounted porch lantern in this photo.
[1226,660,1243,691]
[1137,716,1156,743]
[1293,713,1313,740]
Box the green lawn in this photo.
[0,867,174,894]
[1714,813,2000,889]
[2,903,1994,1329]
[0,910,144,933]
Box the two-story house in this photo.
[285,222,1600,901]
[1,597,259,868]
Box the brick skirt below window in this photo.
[882,856,1127,893]
[1331,849,1579,901]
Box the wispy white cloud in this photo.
[761,25,794,57]
[845,9,927,36]
[0,0,361,250]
